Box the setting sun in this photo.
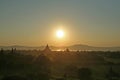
[56,29,64,38]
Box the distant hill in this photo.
[68,44,120,51]
[0,44,120,51]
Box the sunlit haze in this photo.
[0,0,120,47]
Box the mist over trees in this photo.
[0,46,120,80]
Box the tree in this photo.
[2,75,28,80]
[78,67,93,80]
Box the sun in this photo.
[56,29,64,38]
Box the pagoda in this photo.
[43,44,51,53]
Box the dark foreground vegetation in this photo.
[0,47,120,80]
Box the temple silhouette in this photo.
[43,44,51,53]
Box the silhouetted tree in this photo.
[78,67,93,80]
[2,75,28,80]
[0,48,4,54]
[64,65,78,78]
[106,67,120,80]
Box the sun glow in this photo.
[56,29,64,38]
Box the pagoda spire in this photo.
[43,44,51,52]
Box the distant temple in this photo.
[65,48,70,52]
[43,44,51,53]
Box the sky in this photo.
[0,0,120,47]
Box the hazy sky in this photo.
[0,0,120,46]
